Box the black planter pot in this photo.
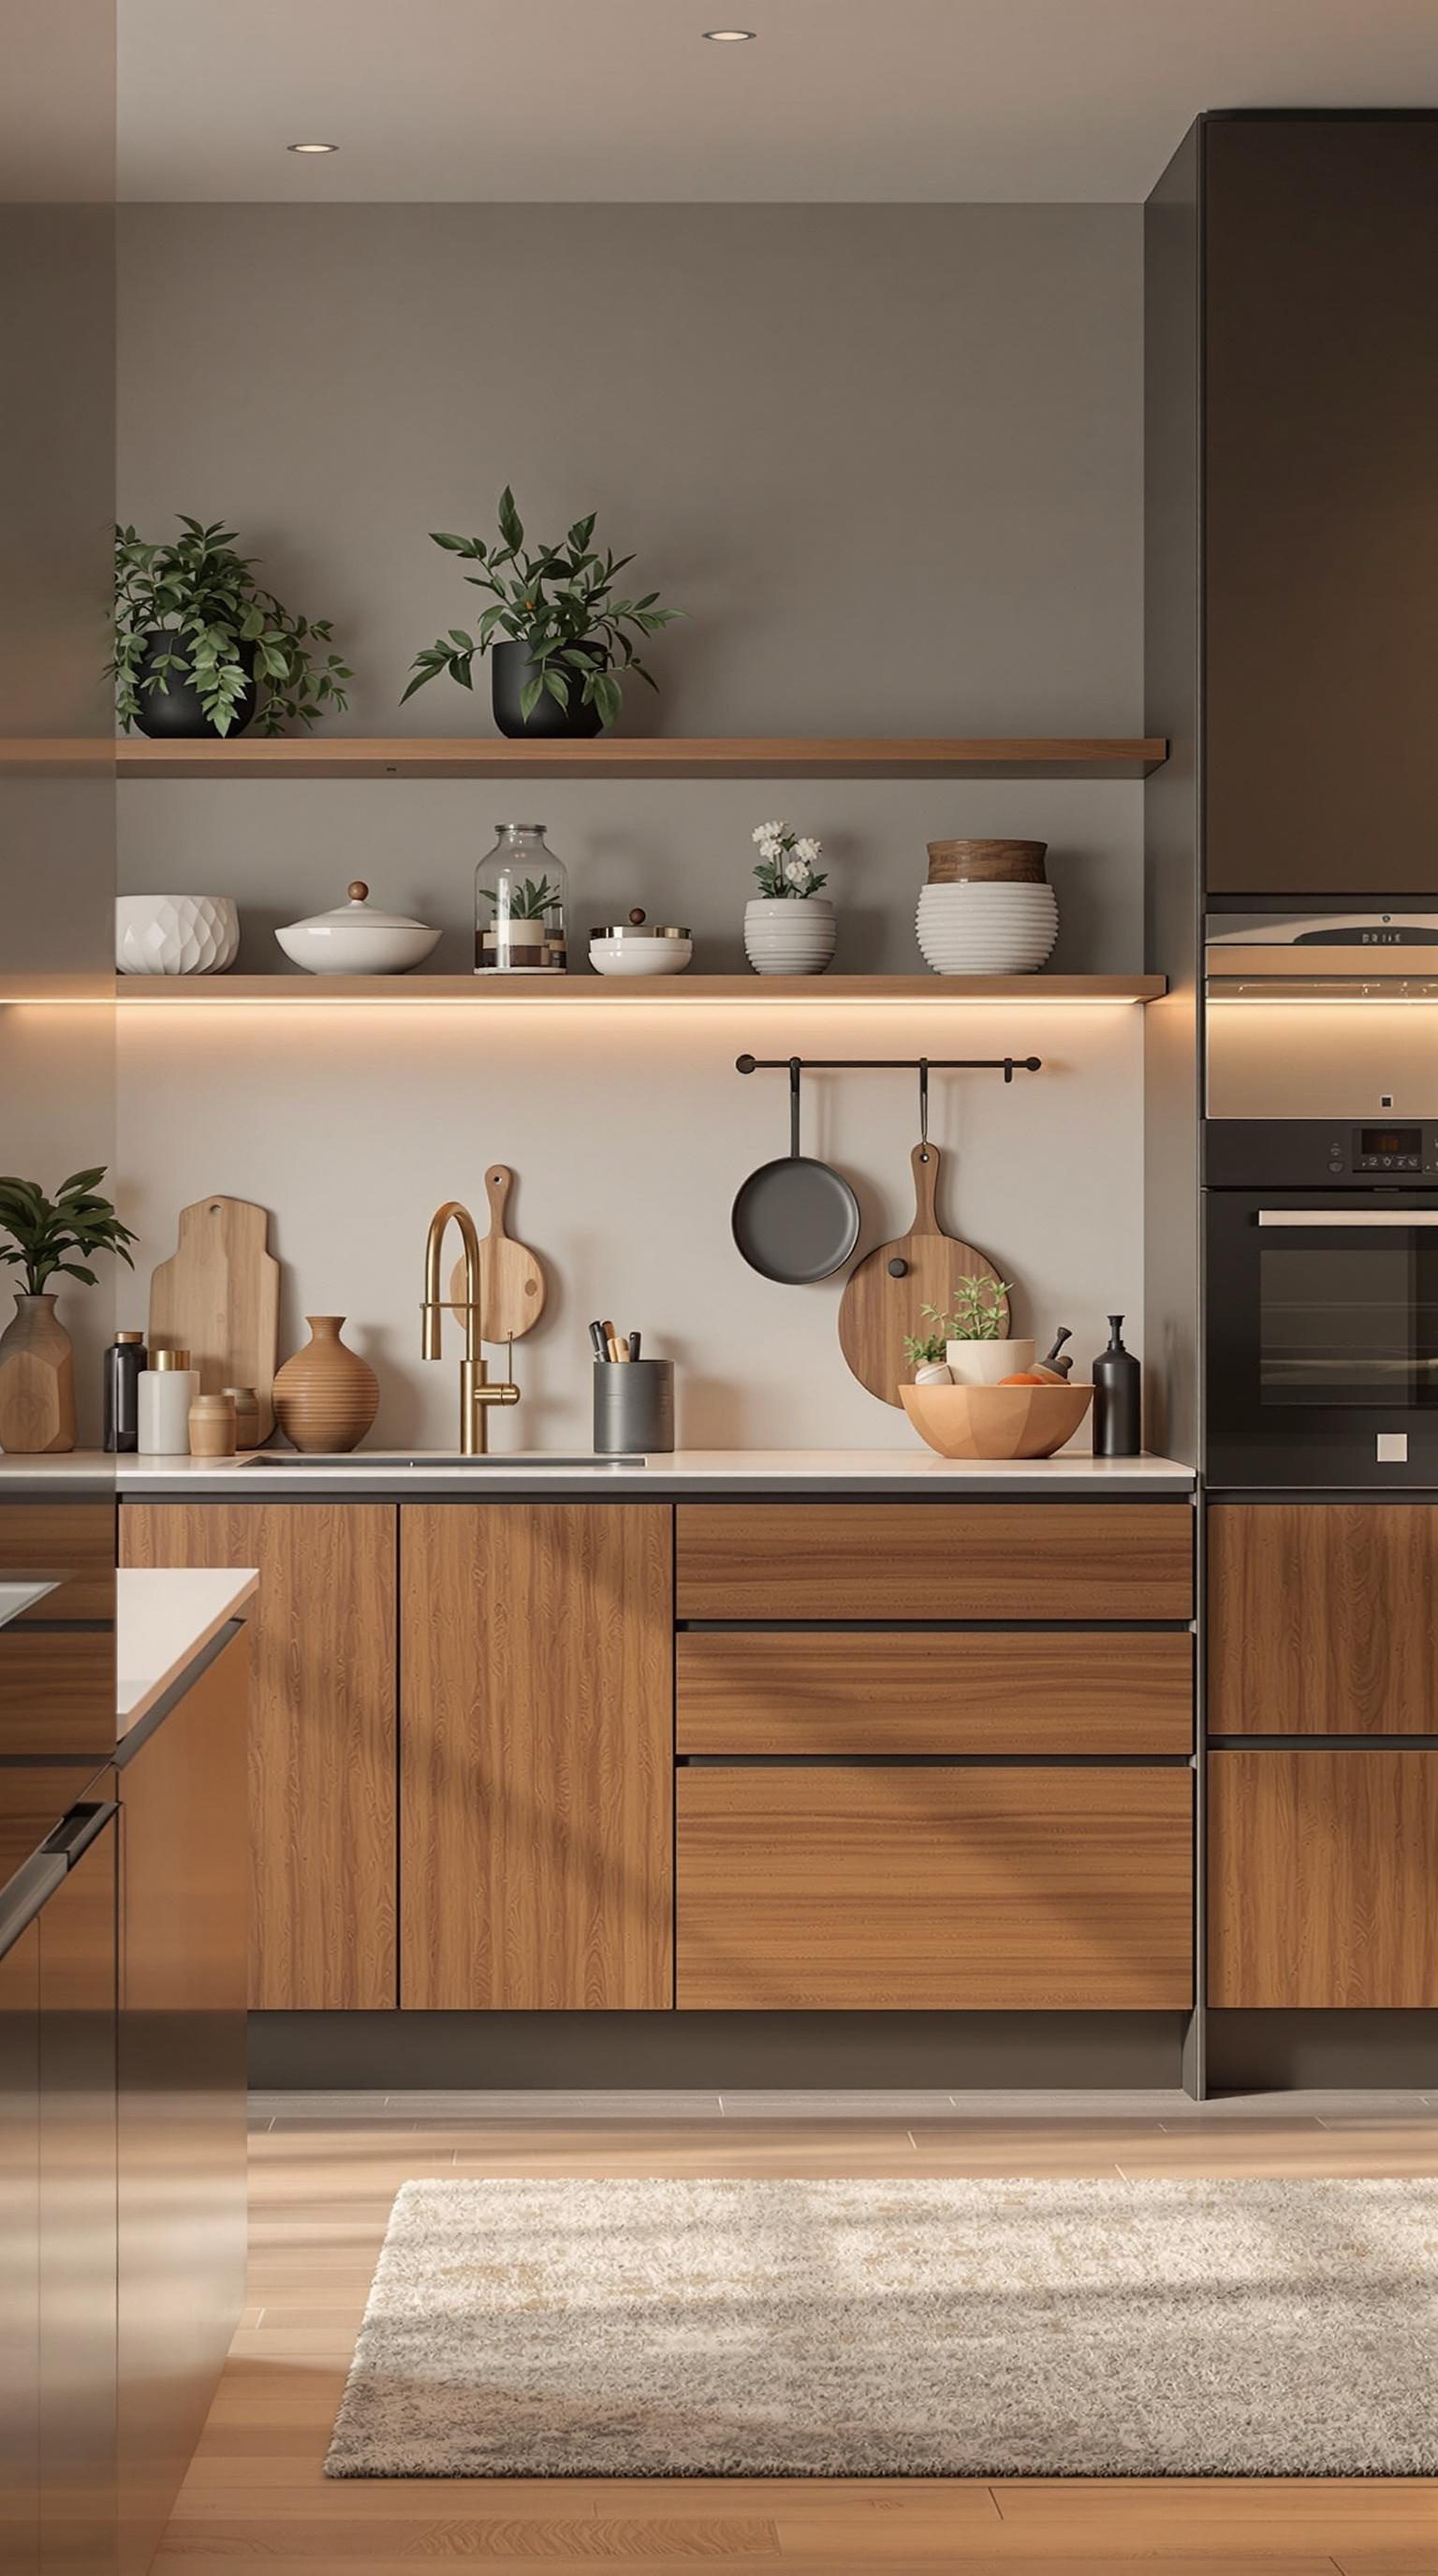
[132,630,258,740]
[491,639,606,740]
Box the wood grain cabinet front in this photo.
[120,1502,398,2010]
[1210,1502,1438,1735]
[1209,1749,1438,2007]
[677,1767,1193,2012]
[399,1503,673,2011]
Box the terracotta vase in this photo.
[0,1293,78,1455]
[272,1315,378,1455]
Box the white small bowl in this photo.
[276,882,440,976]
[589,936,692,978]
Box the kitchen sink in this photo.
[234,1451,644,1469]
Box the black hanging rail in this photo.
[735,1053,1042,1080]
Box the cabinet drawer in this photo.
[1210,1750,1438,2007]
[676,1768,1193,2010]
[676,1503,1192,1623]
[0,1499,114,1621]
[1210,1503,1438,1735]
[0,1628,115,1759]
[677,1631,1193,1755]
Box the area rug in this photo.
[324,2175,1438,2479]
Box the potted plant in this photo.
[111,517,352,739]
[402,489,681,739]
[923,1275,1034,1387]
[745,822,835,976]
[0,1170,137,1454]
[902,1325,952,1388]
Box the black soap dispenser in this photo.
[1092,1315,1141,1457]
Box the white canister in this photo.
[138,1346,199,1455]
[743,896,836,976]
[945,1338,1037,1387]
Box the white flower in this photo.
[784,854,813,887]
[758,836,785,862]
[752,820,786,844]
[793,836,822,865]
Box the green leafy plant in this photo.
[403,488,681,730]
[0,1170,137,1296]
[482,874,563,920]
[902,1326,948,1369]
[922,1275,1015,1343]
[110,517,352,737]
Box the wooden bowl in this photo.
[900,1380,1094,1460]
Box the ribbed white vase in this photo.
[915,882,1059,975]
[744,897,836,977]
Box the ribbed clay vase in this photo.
[0,1293,77,1454]
[272,1316,378,1455]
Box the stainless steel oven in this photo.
[1206,1120,1438,1487]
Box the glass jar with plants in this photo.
[111,516,352,739]
[745,822,835,976]
[923,1273,1034,1387]
[475,826,568,975]
[0,1170,137,1454]
[403,489,681,739]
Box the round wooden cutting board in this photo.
[448,1165,546,1343]
[837,1141,1006,1407]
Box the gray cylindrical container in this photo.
[593,1359,674,1456]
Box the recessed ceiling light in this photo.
[702,28,756,40]
[287,140,339,154]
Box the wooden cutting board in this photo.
[449,1165,546,1343]
[838,1142,1006,1407]
[148,1195,281,1441]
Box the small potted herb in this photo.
[111,517,352,739]
[745,822,835,975]
[404,489,680,739]
[902,1325,953,1388]
[0,1170,136,1454]
[924,1275,1034,1386]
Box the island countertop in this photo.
[117,1566,257,1740]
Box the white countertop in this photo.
[117,1566,257,1738]
[111,1446,1195,1490]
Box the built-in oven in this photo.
[1206,1120,1438,1488]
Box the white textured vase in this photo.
[743,897,836,977]
[116,893,240,976]
[946,1338,1037,1387]
[916,882,1058,975]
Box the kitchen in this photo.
[2,18,1437,2571]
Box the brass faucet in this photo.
[420,1200,520,1455]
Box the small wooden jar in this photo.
[223,1385,261,1450]
[189,1392,238,1458]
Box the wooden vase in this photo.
[272,1315,378,1455]
[0,1293,77,1454]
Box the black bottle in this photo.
[1092,1315,1141,1457]
[103,1330,147,1454]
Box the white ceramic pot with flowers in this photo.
[927,1276,1037,1386]
[744,821,835,975]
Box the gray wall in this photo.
[115,203,1149,1451]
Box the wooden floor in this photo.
[158,2090,1438,2574]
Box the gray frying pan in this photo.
[731,1059,861,1284]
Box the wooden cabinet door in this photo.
[677,1767,1193,2011]
[1210,1750,1438,2007]
[120,1504,397,2010]
[1210,1503,1438,1736]
[400,1504,672,2011]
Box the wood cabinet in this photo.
[0,1500,114,1622]
[1210,1750,1438,2008]
[678,1630,1193,1757]
[677,1768,1193,2011]
[120,1504,396,2010]
[400,1504,672,2011]
[677,1502,1193,1622]
[1210,1502,1438,1736]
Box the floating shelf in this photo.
[0,736,1167,781]
[109,973,1167,1007]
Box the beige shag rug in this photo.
[325,2175,1438,2479]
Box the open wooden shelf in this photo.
[109,973,1167,1007]
[1,735,1167,780]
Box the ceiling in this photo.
[116,0,1438,203]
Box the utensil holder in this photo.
[593,1359,674,1456]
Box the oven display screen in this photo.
[1359,1127,1421,1160]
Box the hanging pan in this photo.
[731,1058,861,1284]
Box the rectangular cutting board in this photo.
[148,1195,280,1441]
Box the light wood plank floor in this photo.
[158,2093,1438,2573]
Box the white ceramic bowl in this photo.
[916,881,1059,975]
[116,893,240,977]
[275,884,440,975]
[589,937,693,978]
[946,1338,1036,1386]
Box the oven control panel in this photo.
[1329,1123,1438,1177]
[1205,1120,1438,1187]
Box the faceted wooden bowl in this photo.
[900,1379,1093,1459]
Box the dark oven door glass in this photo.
[1207,1193,1438,1481]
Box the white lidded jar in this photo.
[475,825,568,974]
[138,1345,198,1456]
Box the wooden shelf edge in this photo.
[0,735,1168,780]
[101,973,1167,1006]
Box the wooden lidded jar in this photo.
[272,1316,379,1455]
[223,1385,262,1451]
[188,1392,238,1458]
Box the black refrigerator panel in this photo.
[1204,115,1438,898]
